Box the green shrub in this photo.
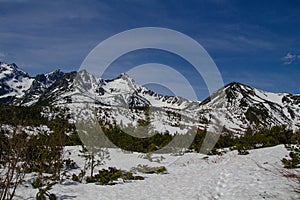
[72,174,79,182]
[131,164,167,174]
[237,148,250,155]
[86,167,144,185]
[207,148,226,156]
[64,158,78,170]
[32,177,43,189]
[282,151,300,169]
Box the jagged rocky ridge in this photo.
[0,62,299,134]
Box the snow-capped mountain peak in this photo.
[104,73,142,94]
[0,62,34,103]
[45,69,64,86]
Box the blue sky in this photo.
[0,0,299,100]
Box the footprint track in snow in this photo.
[213,170,232,199]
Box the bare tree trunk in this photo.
[90,156,94,177]
[0,128,28,200]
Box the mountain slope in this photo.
[0,62,34,104]
[199,82,300,132]
[17,70,65,106]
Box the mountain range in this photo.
[1,61,299,134]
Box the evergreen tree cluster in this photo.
[103,125,173,153]
[0,105,82,146]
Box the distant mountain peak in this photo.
[225,81,253,91]
[112,73,135,82]
[104,73,142,94]
[0,62,18,69]
[118,72,130,78]
[0,62,29,77]
[0,62,33,104]
[46,69,64,84]
[46,69,63,76]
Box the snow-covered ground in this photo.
[15,145,300,200]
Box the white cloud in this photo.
[282,52,299,65]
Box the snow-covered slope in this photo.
[15,145,300,200]
[0,62,34,103]
[199,82,300,133]
[100,73,191,109]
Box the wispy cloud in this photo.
[0,0,27,2]
[282,52,300,65]
[0,52,6,59]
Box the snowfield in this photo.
[15,145,300,200]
